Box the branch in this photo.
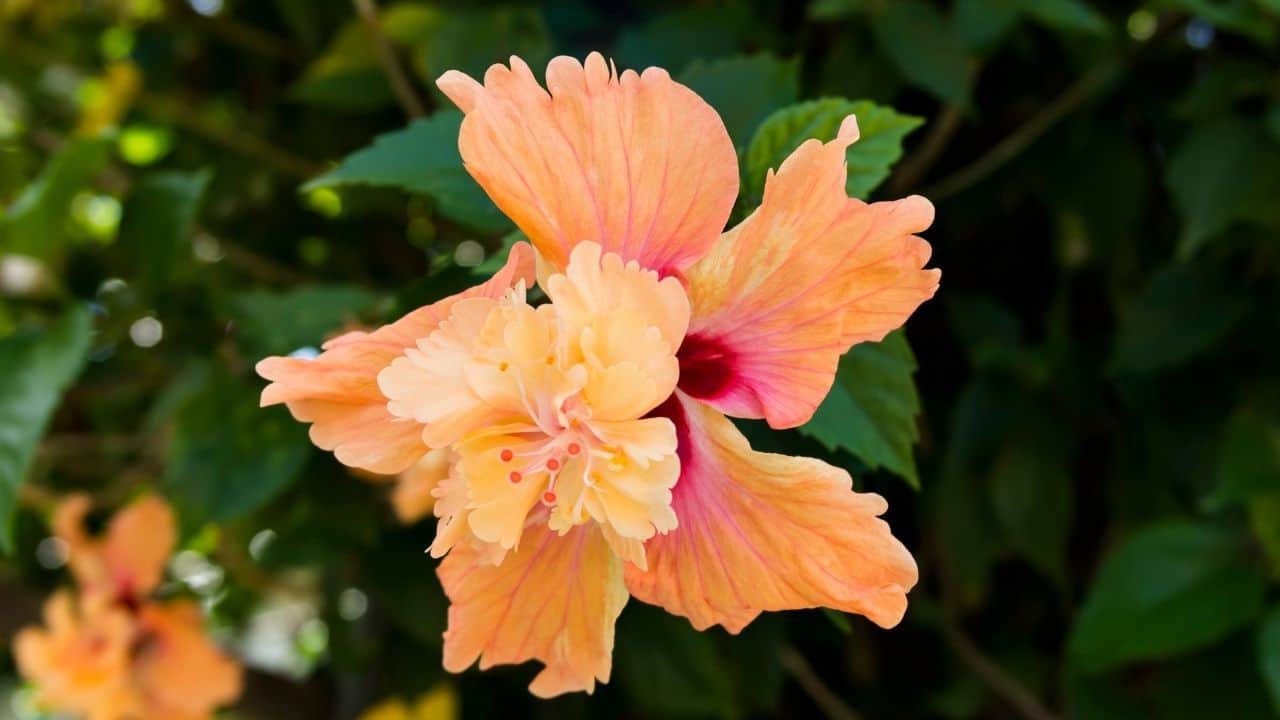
[923,57,1122,201]
[887,103,964,195]
[352,0,426,118]
[938,618,1063,720]
[778,645,865,720]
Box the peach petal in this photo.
[438,520,626,697]
[134,601,243,719]
[624,393,918,632]
[256,243,534,474]
[437,53,738,276]
[55,493,176,601]
[680,116,939,428]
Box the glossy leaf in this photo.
[0,307,92,553]
[678,54,799,148]
[164,373,311,528]
[1110,264,1248,374]
[303,112,510,233]
[118,169,211,293]
[870,0,975,105]
[1167,116,1280,258]
[801,331,922,487]
[743,98,922,205]
[0,138,112,259]
[225,285,380,359]
[1068,522,1266,673]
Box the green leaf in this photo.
[1,137,113,259]
[1067,522,1267,673]
[1016,0,1109,35]
[678,54,799,148]
[1162,0,1276,43]
[953,0,1021,52]
[118,169,211,293]
[1167,116,1280,258]
[1204,406,1280,508]
[1109,264,1248,374]
[303,112,510,234]
[612,6,752,72]
[419,7,551,83]
[870,0,976,105]
[615,604,737,719]
[808,0,867,21]
[800,331,922,487]
[164,373,311,529]
[1259,605,1280,714]
[225,285,380,359]
[0,306,93,552]
[289,22,395,111]
[988,427,1073,582]
[743,98,922,205]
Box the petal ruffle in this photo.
[438,520,627,697]
[625,393,918,632]
[437,53,738,276]
[679,116,939,428]
[55,493,175,601]
[256,243,534,474]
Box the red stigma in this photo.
[543,491,557,504]
[546,458,560,471]
[509,471,522,483]
[567,442,581,455]
[499,449,514,462]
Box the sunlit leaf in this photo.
[303,111,510,234]
[0,306,92,553]
[744,98,922,206]
[0,137,112,259]
[1204,406,1280,508]
[1068,522,1266,673]
[801,331,922,487]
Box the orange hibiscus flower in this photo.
[14,494,243,719]
[258,52,938,697]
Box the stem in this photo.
[938,618,1063,720]
[778,645,866,720]
[352,0,426,118]
[887,103,964,195]
[924,57,1122,201]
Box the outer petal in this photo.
[55,493,175,600]
[680,116,939,428]
[438,520,626,697]
[437,53,738,275]
[390,448,451,524]
[134,601,243,719]
[256,243,534,474]
[625,393,918,631]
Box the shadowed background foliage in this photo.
[2,0,1280,718]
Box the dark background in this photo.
[2,1,1280,718]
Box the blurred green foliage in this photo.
[2,0,1280,718]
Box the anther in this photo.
[499,449,514,462]
[509,471,522,484]
[546,458,560,471]
[542,491,557,504]
[567,442,581,455]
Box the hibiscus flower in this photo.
[258,52,938,697]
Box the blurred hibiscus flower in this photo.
[15,494,242,720]
[259,52,938,697]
